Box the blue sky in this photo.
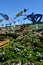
[0,0,43,27]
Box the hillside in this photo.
[0,24,43,65]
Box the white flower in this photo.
[37,52,41,56]
[29,54,32,58]
[3,52,5,54]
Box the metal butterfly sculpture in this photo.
[0,9,43,24]
[26,12,43,24]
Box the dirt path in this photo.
[0,40,9,47]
